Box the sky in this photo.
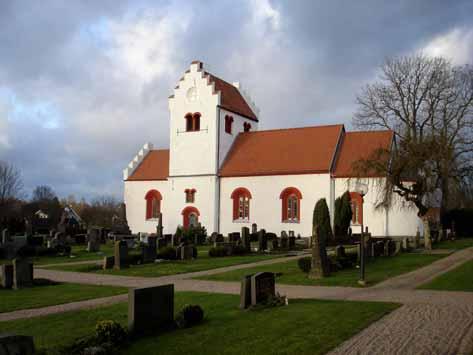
[1,0,473,201]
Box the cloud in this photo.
[421,28,473,65]
[0,0,472,200]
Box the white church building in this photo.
[123,61,421,237]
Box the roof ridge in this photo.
[150,148,170,152]
[346,129,393,134]
[240,124,344,135]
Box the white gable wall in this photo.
[218,108,258,168]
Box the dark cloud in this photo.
[0,0,472,200]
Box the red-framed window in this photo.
[182,206,200,229]
[349,192,363,225]
[185,188,196,203]
[185,112,201,132]
[243,122,251,132]
[231,187,252,221]
[280,187,302,222]
[145,189,162,220]
[225,115,233,134]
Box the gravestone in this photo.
[230,232,241,243]
[280,231,288,249]
[86,228,100,252]
[2,229,10,245]
[241,227,251,252]
[250,272,275,306]
[114,240,129,270]
[239,275,252,309]
[178,245,194,260]
[128,284,174,334]
[1,264,13,289]
[157,238,167,250]
[0,334,35,355]
[24,219,33,238]
[288,231,295,238]
[335,245,346,259]
[102,256,114,270]
[209,232,219,243]
[251,223,258,234]
[271,238,279,250]
[213,234,224,247]
[12,259,33,289]
[288,236,296,250]
[413,230,420,249]
[142,236,157,263]
[171,234,181,247]
[401,238,409,251]
[257,230,267,251]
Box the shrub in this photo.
[175,304,204,329]
[231,244,247,256]
[334,191,352,243]
[157,246,177,260]
[297,257,312,273]
[208,246,227,257]
[95,320,127,345]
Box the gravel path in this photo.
[2,248,473,355]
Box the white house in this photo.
[123,60,421,237]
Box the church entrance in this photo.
[182,206,200,229]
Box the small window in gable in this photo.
[243,122,251,132]
[225,115,233,134]
[185,112,201,132]
[185,189,196,203]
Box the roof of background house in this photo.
[219,125,344,177]
[126,150,169,181]
[333,130,393,177]
[205,72,258,121]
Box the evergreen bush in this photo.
[334,191,352,241]
[175,304,204,329]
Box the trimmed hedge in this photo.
[208,246,227,257]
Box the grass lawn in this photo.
[44,252,285,277]
[0,282,128,313]
[419,259,473,292]
[0,292,399,355]
[198,252,447,287]
[434,238,473,250]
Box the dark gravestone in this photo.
[142,236,157,263]
[257,230,267,251]
[213,234,224,247]
[239,275,252,309]
[250,272,275,306]
[288,236,296,250]
[114,240,129,269]
[103,256,114,270]
[280,231,288,249]
[0,334,35,355]
[87,228,100,252]
[251,223,258,234]
[128,284,174,334]
[271,238,279,250]
[156,213,163,239]
[157,238,167,250]
[12,259,33,289]
[209,232,219,243]
[179,245,194,260]
[241,227,251,252]
[171,234,181,247]
[1,264,13,289]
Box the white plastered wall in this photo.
[334,177,421,237]
[219,174,332,236]
[124,180,169,234]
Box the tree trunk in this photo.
[423,218,432,251]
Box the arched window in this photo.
[231,187,252,221]
[145,190,162,220]
[185,188,196,203]
[349,192,363,225]
[243,122,251,132]
[182,206,200,229]
[225,115,233,134]
[280,187,302,222]
[185,112,201,132]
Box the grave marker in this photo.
[114,240,129,269]
[12,259,33,289]
[250,272,275,306]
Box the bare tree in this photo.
[32,185,57,202]
[0,161,23,206]
[354,54,473,248]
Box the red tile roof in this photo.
[127,150,169,181]
[333,130,393,177]
[219,125,344,177]
[206,73,258,121]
